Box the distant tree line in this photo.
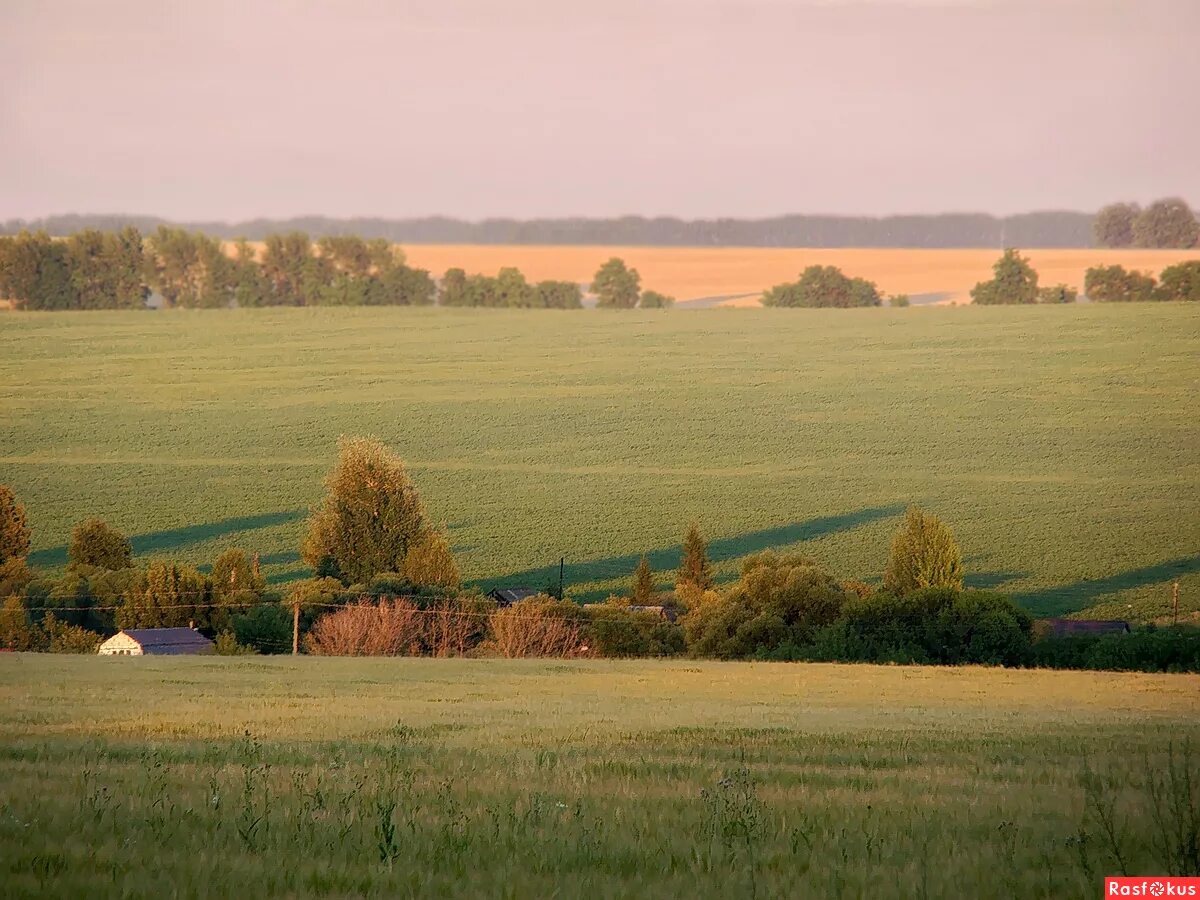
[2,443,1195,669]
[1,210,1145,248]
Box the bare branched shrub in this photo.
[306,599,422,656]
[426,599,478,658]
[489,599,582,658]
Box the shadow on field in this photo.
[28,509,307,567]
[1014,556,1200,617]
[477,504,905,601]
[965,571,1029,590]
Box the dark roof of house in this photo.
[122,628,215,654]
[1039,619,1131,637]
[488,588,540,605]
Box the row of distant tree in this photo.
[1,440,1195,669]
[758,251,1200,308]
[1093,199,1200,249]
[967,250,1200,305]
[0,227,675,311]
[5,203,1195,249]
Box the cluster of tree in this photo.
[439,267,582,309]
[590,258,675,309]
[1084,261,1200,303]
[3,445,1196,670]
[0,228,437,310]
[761,265,890,308]
[2,211,1108,248]
[1094,199,1200,249]
[0,230,680,311]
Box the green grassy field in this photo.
[1,306,1198,620]
[0,655,1196,898]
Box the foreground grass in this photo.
[0,655,1197,897]
[1,305,1198,618]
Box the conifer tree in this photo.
[632,555,656,605]
[677,522,713,591]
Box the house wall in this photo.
[97,633,142,656]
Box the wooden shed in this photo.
[98,627,215,656]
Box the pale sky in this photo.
[1,0,1196,221]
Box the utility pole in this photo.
[292,601,300,655]
[1173,580,1180,626]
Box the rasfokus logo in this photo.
[1106,878,1200,897]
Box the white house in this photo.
[98,627,215,656]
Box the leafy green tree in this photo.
[638,290,675,309]
[1037,284,1077,304]
[1093,202,1139,248]
[0,595,39,651]
[632,555,656,605]
[681,552,848,658]
[117,561,209,629]
[402,527,460,589]
[0,231,74,309]
[68,518,133,570]
[492,267,533,308]
[677,522,713,592]
[1084,265,1158,302]
[0,485,30,568]
[1155,260,1200,302]
[592,258,641,308]
[233,603,293,654]
[439,268,469,306]
[144,226,232,308]
[585,604,684,658]
[43,612,102,653]
[533,280,583,309]
[301,437,429,584]
[762,265,881,308]
[211,548,266,610]
[229,239,268,307]
[65,228,146,309]
[261,232,319,305]
[882,506,963,596]
[1132,198,1199,248]
[970,249,1038,305]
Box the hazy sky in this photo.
[1,0,1196,221]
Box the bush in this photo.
[803,588,1032,666]
[585,603,684,658]
[306,599,424,656]
[1084,265,1158,302]
[890,294,910,308]
[1030,626,1200,673]
[232,603,293,654]
[1037,284,1077,304]
[214,630,256,655]
[681,552,848,659]
[970,249,1038,305]
[638,290,675,309]
[1156,261,1200,302]
[486,595,586,658]
[42,612,102,654]
[762,265,881,308]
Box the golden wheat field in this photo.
[398,246,1200,305]
[225,243,1200,305]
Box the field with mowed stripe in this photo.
[1,303,1198,620]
